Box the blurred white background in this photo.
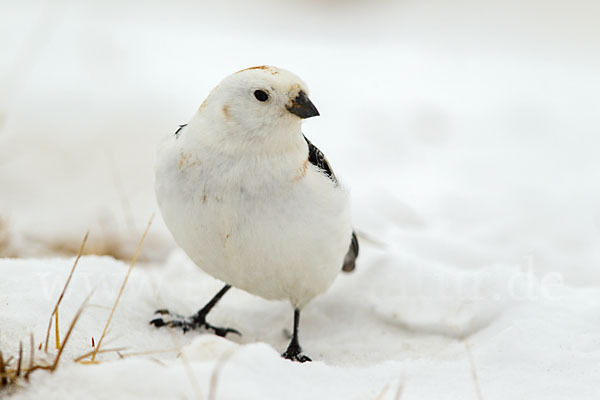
[1,0,599,282]
[2,3,600,398]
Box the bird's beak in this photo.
[286,91,320,119]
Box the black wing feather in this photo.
[304,135,336,183]
[174,124,187,137]
[342,231,359,272]
[303,134,359,272]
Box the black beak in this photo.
[286,91,320,119]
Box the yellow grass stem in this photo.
[90,215,154,362]
[26,334,34,381]
[54,309,60,350]
[75,347,126,363]
[16,341,23,377]
[44,232,88,352]
[0,351,6,387]
[51,291,93,371]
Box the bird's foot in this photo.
[282,342,312,363]
[150,309,241,337]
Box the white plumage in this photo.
[153,66,356,361]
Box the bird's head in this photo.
[196,66,319,149]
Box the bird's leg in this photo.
[282,308,312,362]
[150,284,240,337]
[188,284,240,336]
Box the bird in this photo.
[151,65,359,362]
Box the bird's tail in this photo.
[342,230,359,272]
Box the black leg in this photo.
[150,284,240,337]
[282,309,311,362]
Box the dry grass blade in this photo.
[26,334,34,381]
[375,384,389,400]
[74,347,127,363]
[0,313,95,390]
[51,291,94,371]
[208,350,236,400]
[90,215,154,362]
[16,341,23,377]
[24,364,52,380]
[116,348,180,359]
[44,232,89,352]
[0,350,7,387]
[54,310,60,350]
[376,379,404,400]
[393,380,405,400]
[465,340,485,400]
[179,345,203,400]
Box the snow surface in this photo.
[1,0,600,398]
[2,252,600,399]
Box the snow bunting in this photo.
[151,66,359,362]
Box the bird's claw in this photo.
[282,343,312,363]
[149,314,198,332]
[150,309,241,337]
[282,350,312,363]
[206,324,241,337]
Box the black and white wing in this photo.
[304,135,337,183]
[304,135,359,272]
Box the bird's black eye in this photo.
[254,90,269,102]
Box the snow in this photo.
[2,252,600,399]
[1,0,600,399]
